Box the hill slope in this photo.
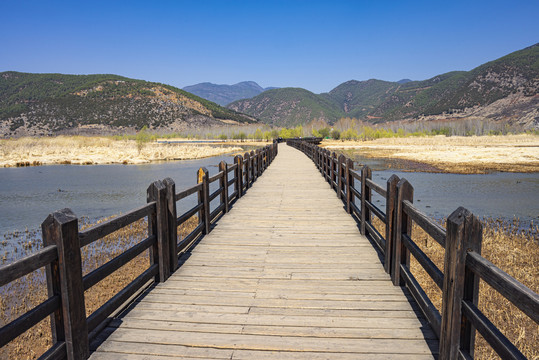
[182,81,277,106]
[228,88,343,127]
[227,44,539,127]
[0,72,256,137]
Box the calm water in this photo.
[1,147,538,237]
[342,150,539,225]
[0,154,239,235]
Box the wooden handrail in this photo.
[0,141,278,360]
[286,138,538,360]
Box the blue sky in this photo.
[1,0,537,93]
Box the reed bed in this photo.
[0,136,242,167]
[371,217,538,359]
[0,214,198,359]
[324,134,539,173]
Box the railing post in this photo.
[384,175,400,274]
[163,178,178,272]
[244,152,250,190]
[235,155,243,198]
[197,167,211,234]
[440,207,482,360]
[250,150,255,183]
[338,155,345,200]
[147,180,170,282]
[42,208,89,360]
[330,152,335,189]
[360,166,372,236]
[346,158,354,214]
[392,178,413,286]
[219,161,229,213]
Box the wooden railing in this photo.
[287,138,538,360]
[0,142,278,360]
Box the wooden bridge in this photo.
[1,141,537,360]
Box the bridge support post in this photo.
[163,178,178,271]
[147,180,171,282]
[235,155,243,198]
[384,175,400,274]
[219,161,229,214]
[392,179,413,286]
[42,209,89,360]
[360,166,372,236]
[197,168,211,235]
[440,208,482,359]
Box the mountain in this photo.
[227,44,538,127]
[397,79,413,84]
[182,81,277,106]
[228,88,343,127]
[0,72,257,137]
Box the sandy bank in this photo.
[0,136,243,167]
[323,134,539,173]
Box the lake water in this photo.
[0,153,241,235]
[1,146,538,237]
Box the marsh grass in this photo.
[371,217,538,359]
[324,134,539,173]
[0,214,199,359]
[0,136,242,167]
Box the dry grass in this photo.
[0,215,198,359]
[371,217,538,359]
[0,136,242,167]
[323,134,539,173]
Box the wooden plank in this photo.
[94,328,437,354]
[91,143,437,357]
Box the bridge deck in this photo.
[90,144,438,359]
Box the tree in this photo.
[238,131,247,142]
[318,127,330,138]
[254,128,263,141]
[135,126,152,154]
[330,129,340,140]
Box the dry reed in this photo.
[0,215,198,359]
[0,136,242,167]
[371,217,538,359]
[323,134,539,173]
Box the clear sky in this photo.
[1,0,537,93]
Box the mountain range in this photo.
[0,73,256,137]
[182,81,277,106]
[228,44,538,128]
[1,44,537,137]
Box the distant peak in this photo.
[397,79,413,84]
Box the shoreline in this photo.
[322,134,539,174]
[0,136,247,167]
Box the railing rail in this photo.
[286,138,538,360]
[0,141,278,360]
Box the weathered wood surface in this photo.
[90,144,437,359]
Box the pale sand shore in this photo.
[323,134,539,173]
[0,136,243,167]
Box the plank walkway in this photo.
[90,144,438,359]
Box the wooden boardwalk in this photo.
[90,144,438,359]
